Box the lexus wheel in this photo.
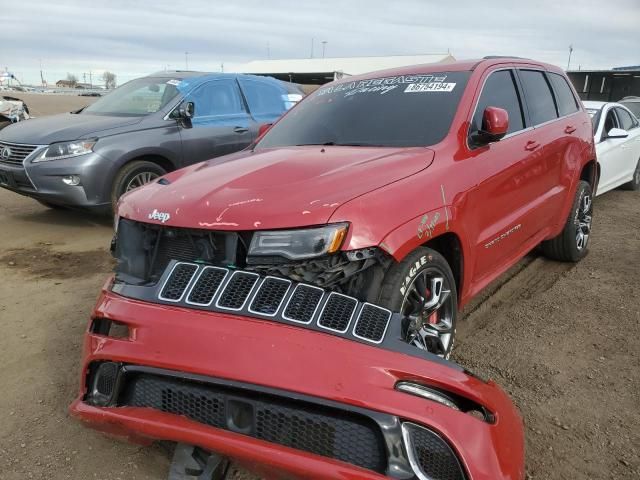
[111,160,166,212]
[377,247,458,359]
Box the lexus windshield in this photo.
[257,71,471,148]
[82,77,180,116]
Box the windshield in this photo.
[620,101,640,119]
[82,77,180,116]
[257,71,471,148]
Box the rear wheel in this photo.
[377,247,458,359]
[542,180,593,262]
[621,159,640,191]
[111,160,166,211]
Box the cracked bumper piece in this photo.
[70,284,525,480]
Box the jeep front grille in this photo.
[152,262,393,345]
[216,271,260,310]
[186,266,228,306]
[159,263,199,302]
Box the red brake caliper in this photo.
[425,288,439,325]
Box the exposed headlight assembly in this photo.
[248,223,348,260]
[33,139,97,162]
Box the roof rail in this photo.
[482,55,531,60]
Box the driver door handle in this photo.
[233,126,249,134]
[564,125,576,134]
[525,140,540,151]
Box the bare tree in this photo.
[66,73,78,87]
[102,71,117,89]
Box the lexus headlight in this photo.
[33,139,97,162]
[248,223,348,260]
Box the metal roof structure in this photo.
[237,53,456,84]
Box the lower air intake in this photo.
[403,422,466,480]
[120,373,387,473]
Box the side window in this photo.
[472,70,525,135]
[188,80,244,117]
[603,109,619,137]
[519,70,558,125]
[239,79,286,117]
[615,107,637,131]
[548,73,579,116]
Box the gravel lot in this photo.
[0,96,638,480]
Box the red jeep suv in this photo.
[71,57,594,480]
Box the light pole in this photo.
[566,45,573,71]
[185,51,189,70]
[321,41,328,58]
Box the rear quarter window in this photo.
[548,73,579,116]
[519,70,558,125]
[239,79,286,117]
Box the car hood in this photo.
[0,112,143,144]
[119,146,434,230]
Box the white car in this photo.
[584,101,640,196]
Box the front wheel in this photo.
[542,180,593,262]
[111,160,166,211]
[377,247,458,359]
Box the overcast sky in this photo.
[2,0,639,86]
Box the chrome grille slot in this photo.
[282,284,324,324]
[159,262,199,302]
[186,266,228,306]
[249,276,291,316]
[353,304,391,344]
[317,292,358,333]
[0,142,39,166]
[216,271,259,310]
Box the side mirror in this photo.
[472,107,509,146]
[257,123,272,138]
[177,101,195,119]
[607,127,629,139]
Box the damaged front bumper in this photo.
[70,279,525,480]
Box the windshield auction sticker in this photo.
[317,74,456,97]
[404,82,456,92]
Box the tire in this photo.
[376,247,458,359]
[621,160,640,191]
[542,180,593,262]
[110,160,166,211]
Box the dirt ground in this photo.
[0,96,638,479]
[2,92,97,117]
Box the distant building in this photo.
[55,80,76,88]
[238,53,456,85]
[567,67,640,101]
